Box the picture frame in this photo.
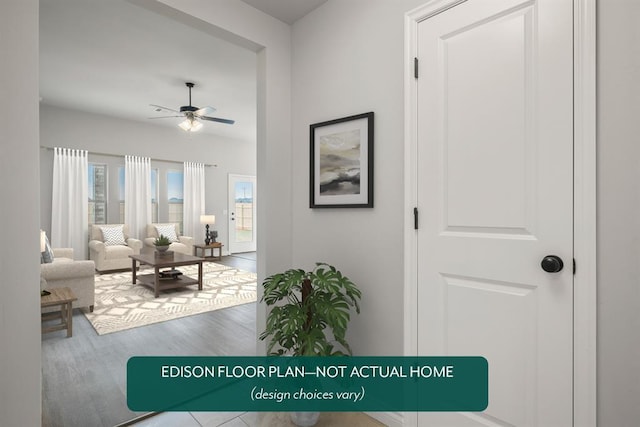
[309,112,374,208]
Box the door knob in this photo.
[541,255,564,273]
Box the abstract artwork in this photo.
[310,112,374,208]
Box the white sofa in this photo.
[88,224,142,273]
[41,248,95,312]
[143,223,194,255]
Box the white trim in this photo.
[403,0,597,426]
[404,3,420,359]
[572,0,597,425]
[403,10,419,427]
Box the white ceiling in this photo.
[240,0,328,24]
[39,0,326,141]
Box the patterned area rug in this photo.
[84,262,257,335]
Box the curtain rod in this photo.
[40,146,217,167]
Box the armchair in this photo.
[89,224,142,273]
[144,223,193,255]
[41,247,95,312]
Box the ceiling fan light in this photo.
[178,117,203,132]
[191,120,203,132]
[179,119,192,131]
[178,118,191,131]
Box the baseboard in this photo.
[366,411,404,427]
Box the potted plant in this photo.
[260,262,362,356]
[153,234,171,253]
[260,263,361,426]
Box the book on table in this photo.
[159,269,183,280]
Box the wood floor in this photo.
[41,255,258,427]
[42,253,384,427]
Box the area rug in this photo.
[84,262,257,335]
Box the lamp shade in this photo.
[200,215,215,225]
[40,230,46,252]
[179,117,203,132]
[190,120,203,131]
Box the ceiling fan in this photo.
[149,82,235,132]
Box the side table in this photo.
[41,287,77,338]
[193,242,224,261]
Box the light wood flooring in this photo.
[41,253,384,427]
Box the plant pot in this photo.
[155,245,170,253]
[290,411,320,427]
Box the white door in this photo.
[228,174,257,254]
[415,0,573,425]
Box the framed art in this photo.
[309,112,374,208]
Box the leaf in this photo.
[261,263,362,355]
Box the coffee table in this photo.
[130,252,204,298]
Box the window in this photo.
[88,163,107,225]
[235,181,254,242]
[119,167,159,224]
[167,170,184,233]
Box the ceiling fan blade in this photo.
[194,106,216,116]
[150,104,181,114]
[148,115,183,119]
[199,115,235,125]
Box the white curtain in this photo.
[51,147,88,259]
[125,156,151,239]
[183,162,205,239]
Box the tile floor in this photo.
[128,411,386,426]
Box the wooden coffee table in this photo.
[130,252,204,298]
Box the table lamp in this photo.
[200,215,215,245]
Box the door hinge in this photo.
[573,258,576,275]
[414,207,419,230]
[414,57,419,79]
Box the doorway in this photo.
[405,0,597,425]
[228,174,257,254]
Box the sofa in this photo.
[88,224,142,273]
[41,248,95,312]
[143,223,194,255]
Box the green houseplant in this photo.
[153,234,171,252]
[259,262,362,356]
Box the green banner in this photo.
[127,356,487,412]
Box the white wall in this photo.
[40,104,256,253]
[290,0,640,424]
[290,0,425,357]
[597,0,640,424]
[0,0,42,425]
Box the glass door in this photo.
[228,174,256,253]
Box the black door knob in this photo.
[541,255,564,273]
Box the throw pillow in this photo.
[154,224,178,243]
[100,225,127,246]
[41,233,54,264]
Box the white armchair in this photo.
[144,223,194,255]
[41,248,95,312]
[89,224,142,273]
